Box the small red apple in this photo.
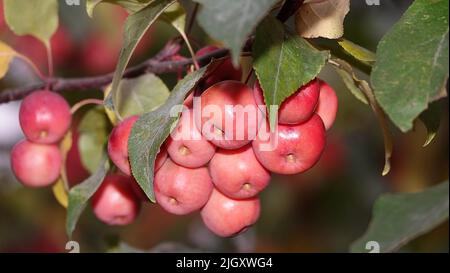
[19,90,72,144]
[108,116,168,176]
[315,80,338,130]
[253,79,320,125]
[91,174,141,226]
[200,188,260,237]
[10,139,62,187]
[252,114,326,175]
[194,81,262,149]
[154,159,213,215]
[166,109,216,168]
[209,145,270,199]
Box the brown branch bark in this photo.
[0,42,229,104]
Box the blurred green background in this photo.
[0,0,448,253]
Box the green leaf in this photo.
[160,2,186,35]
[371,0,449,132]
[128,61,220,202]
[4,0,58,45]
[351,181,449,253]
[78,107,111,173]
[66,158,110,237]
[337,38,376,66]
[253,16,329,128]
[418,100,442,147]
[104,0,175,121]
[107,73,170,119]
[86,0,154,17]
[193,0,279,66]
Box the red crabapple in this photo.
[108,115,139,175]
[194,81,262,149]
[315,80,338,130]
[10,140,62,187]
[200,188,260,237]
[196,46,242,88]
[252,114,326,175]
[91,174,141,225]
[154,159,213,215]
[19,90,72,144]
[209,145,270,199]
[167,109,216,168]
[253,79,320,125]
[108,116,168,175]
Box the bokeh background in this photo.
[0,0,448,253]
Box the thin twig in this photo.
[0,42,229,104]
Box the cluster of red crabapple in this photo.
[10,46,338,237]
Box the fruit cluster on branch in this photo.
[9,45,338,238]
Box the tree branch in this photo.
[0,41,229,104]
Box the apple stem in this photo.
[70,98,104,114]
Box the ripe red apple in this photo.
[209,145,270,199]
[315,80,338,130]
[91,174,141,225]
[166,109,216,168]
[108,115,138,175]
[253,79,320,125]
[10,139,62,187]
[108,115,167,175]
[196,46,242,88]
[200,188,260,237]
[252,114,326,175]
[194,81,262,149]
[154,159,213,215]
[19,90,72,144]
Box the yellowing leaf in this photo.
[86,0,153,17]
[295,0,350,39]
[338,38,376,66]
[52,179,69,208]
[0,41,17,79]
[52,130,72,208]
